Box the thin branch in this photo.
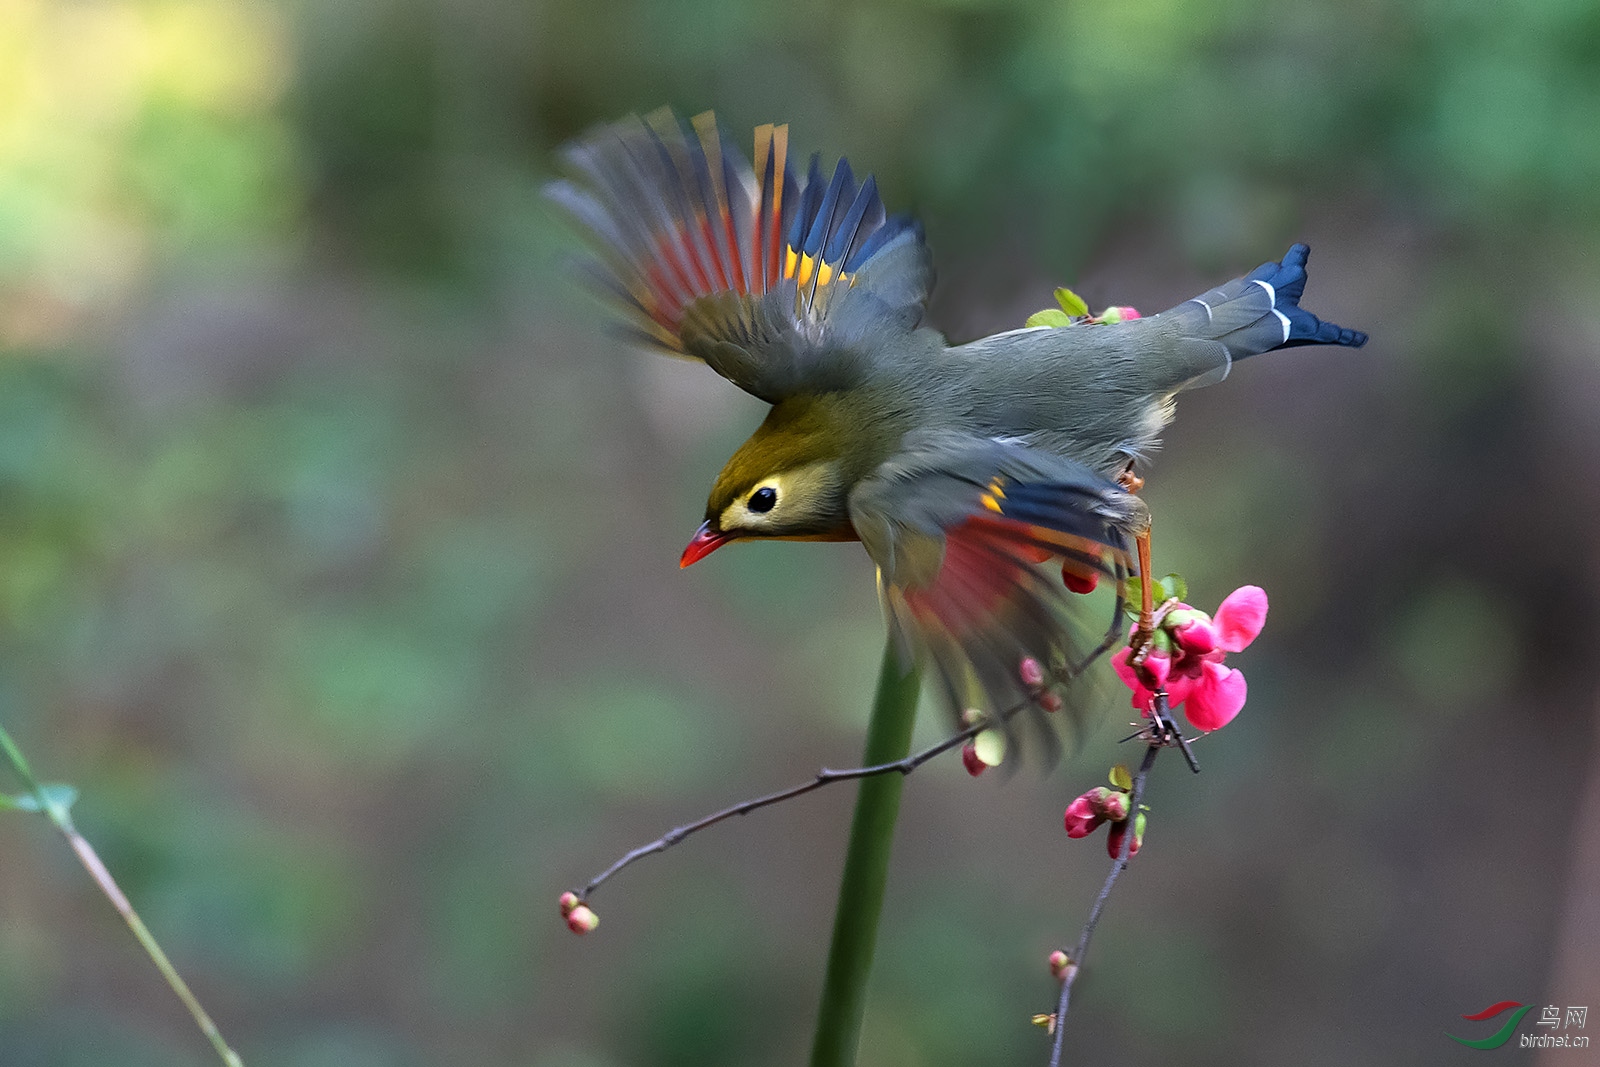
[1046,695,1166,1067]
[575,710,986,902]
[573,575,1132,905]
[0,723,245,1067]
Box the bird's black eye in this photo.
[749,486,777,513]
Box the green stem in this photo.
[809,640,922,1067]
[0,723,245,1067]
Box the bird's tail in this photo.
[1157,243,1367,390]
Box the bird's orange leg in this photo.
[1128,524,1155,664]
[1118,465,1156,664]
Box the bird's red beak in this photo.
[680,521,730,568]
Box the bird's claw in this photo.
[1128,597,1182,667]
[1145,690,1200,773]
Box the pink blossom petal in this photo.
[1138,650,1172,690]
[1184,661,1247,731]
[1171,616,1217,655]
[1111,647,1155,712]
[1164,646,1203,681]
[1213,586,1268,652]
[1160,672,1197,712]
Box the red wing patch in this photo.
[900,513,1120,637]
[879,487,1131,740]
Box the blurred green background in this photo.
[1,0,1597,1064]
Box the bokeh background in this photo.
[2,0,1598,1064]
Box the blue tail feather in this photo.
[1248,243,1368,349]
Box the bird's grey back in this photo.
[880,317,1205,476]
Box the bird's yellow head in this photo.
[680,396,865,567]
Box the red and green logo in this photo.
[1447,1002,1535,1049]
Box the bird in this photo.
[546,108,1367,746]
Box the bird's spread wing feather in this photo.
[849,435,1140,754]
[547,109,933,402]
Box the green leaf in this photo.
[1053,287,1089,317]
[1024,308,1074,329]
[1123,577,1143,617]
[1158,573,1188,603]
[0,783,78,815]
[1108,764,1132,790]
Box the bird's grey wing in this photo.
[546,109,934,403]
[849,434,1141,758]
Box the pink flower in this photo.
[1111,585,1267,732]
[1112,647,1193,711]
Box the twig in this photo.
[573,579,1131,905]
[0,723,245,1067]
[574,702,985,903]
[1047,697,1165,1067]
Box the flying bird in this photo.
[547,109,1366,744]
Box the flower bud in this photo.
[1095,788,1129,822]
[1037,689,1064,714]
[974,729,1006,767]
[558,891,580,916]
[1019,656,1045,688]
[1097,306,1141,323]
[1064,793,1106,838]
[1163,607,1199,629]
[1061,566,1099,594]
[565,903,600,934]
[961,741,987,777]
[1106,811,1146,860]
[1048,950,1072,980]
